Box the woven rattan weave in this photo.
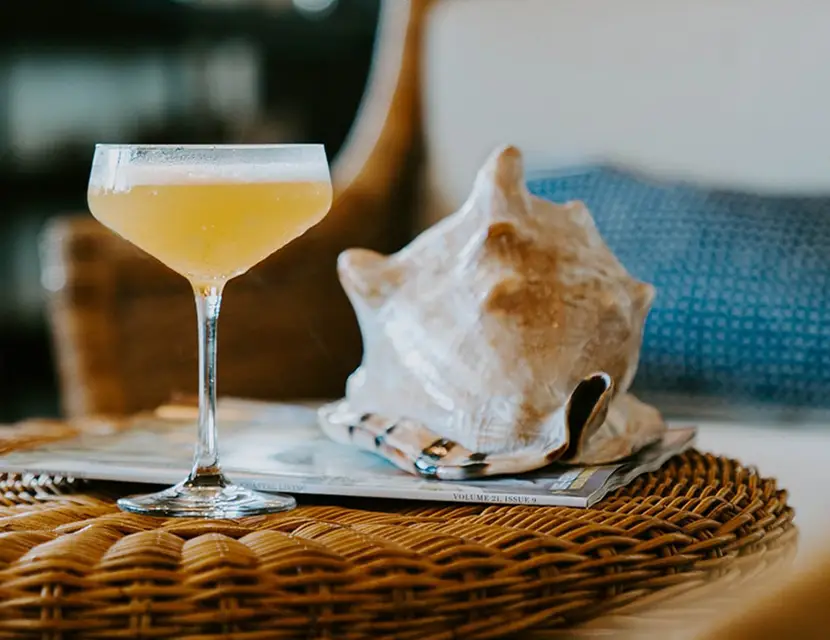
[0,447,795,639]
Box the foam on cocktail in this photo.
[95,161,331,193]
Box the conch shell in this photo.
[318,145,666,480]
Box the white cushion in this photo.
[422,0,830,227]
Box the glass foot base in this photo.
[117,474,296,518]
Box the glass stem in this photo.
[190,284,225,483]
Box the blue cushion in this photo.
[526,167,830,407]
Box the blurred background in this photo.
[0,0,380,422]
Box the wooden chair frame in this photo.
[41,0,433,417]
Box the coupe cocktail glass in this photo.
[87,144,333,517]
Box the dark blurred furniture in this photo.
[41,0,428,417]
[0,0,379,420]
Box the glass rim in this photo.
[93,143,326,151]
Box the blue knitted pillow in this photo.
[526,167,830,407]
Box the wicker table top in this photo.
[0,446,795,639]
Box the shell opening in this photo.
[562,373,614,460]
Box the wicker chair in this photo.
[41,0,433,418]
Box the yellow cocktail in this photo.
[89,179,331,287]
[87,144,332,518]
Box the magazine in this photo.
[0,398,696,507]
